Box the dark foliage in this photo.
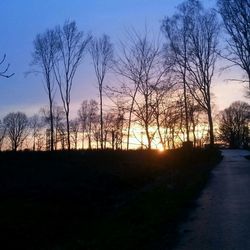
[219,101,250,149]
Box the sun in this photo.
[158,147,164,153]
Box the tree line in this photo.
[0,0,249,151]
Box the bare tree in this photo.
[40,105,65,150]
[107,83,139,150]
[36,133,46,151]
[3,112,29,151]
[0,119,6,150]
[78,100,88,149]
[103,112,115,148]
[186,6,220,147]
[111,100,126,149]
[29,114,43,151]
[152,85,174,150]
[115,30,171,149]
[187,98,205,147]
[162,0,201,143]
[53,106,65,150]
[90,34,113,149]
[53,20,91,150]
[0,54,14,78]
[31,29,58,151]
[102,107,125,149]
[217,0,250,89]
[78,99,99,149]
[70,118,80,149]
[219,101,250,148]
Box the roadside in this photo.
[173,150,250,250]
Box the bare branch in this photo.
[0,54,14,78]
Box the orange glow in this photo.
[158,147,164,153]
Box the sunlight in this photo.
[158,147,164,153]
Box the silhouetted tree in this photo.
[112,101,126,149]
[70,118,80,149]
[162,0,201,142]
[40,105,65,150]
[32,29,58,151]
[115,30,170,149]
[90,34,113,149]
[0,120,6,150]
[103,112,115,148]
[78,99,99,149]
[187,98,205,147]
[218,0,250,89]
[3,112,29,151]
[53,20,91,150]
[186,4,220,147]
[78,100,88,149]
[112,34,142,149]
[29,114,43,151]
[219,101,250,148]
[53,106,65,150]
[102,107,125,149]
[153,86,177,150]
[0,54,14,78]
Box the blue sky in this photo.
[0,0,248,118]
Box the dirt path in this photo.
[173,150,250,250]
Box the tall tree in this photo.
[3,112,29,151]
[186,4,220,147]
[53,20,91,150]
[90,34,113,149]
[162,0,201,142]
[218,0,250,89]
[32,29,58,151]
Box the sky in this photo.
[0,0,248,119]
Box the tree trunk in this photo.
[183,77,190,142]
[32,130,36,151]
[192,123,196,147]
[127,85,139,150]
[82,132,85,149]
[207,107,214,147]
[88,134,91,149]
[75,132,78,149]
[127,104,133,150]
[49,93,54,151]
[100,87,103,150]
[145,124,151,149]
[111,130,115,150]
[66,108,70,150]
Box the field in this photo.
[0,148,222,250]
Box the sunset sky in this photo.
[0,0,248,119]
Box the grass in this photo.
[0,148,222,250]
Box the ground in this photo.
[174,149,250,250]
[0,148,221,250]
